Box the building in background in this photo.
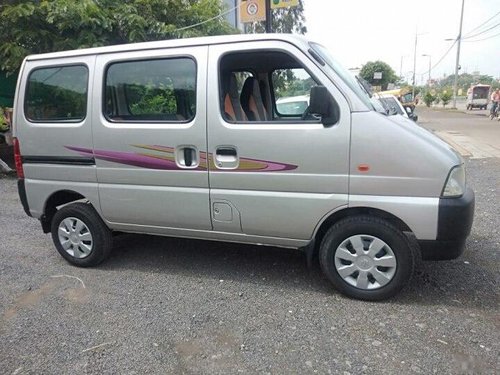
[223,0,244,31]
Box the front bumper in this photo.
[419,187,475,260]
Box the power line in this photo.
[463,30,500,42]
[418,39,457,76]
[463,10,500,37]
[463,21,500,39]
[173,4,239,33]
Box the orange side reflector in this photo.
[357,164,370,172]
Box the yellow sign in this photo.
[271,0,299,9]
[240,0,266,23]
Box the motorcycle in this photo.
[490,103,500,121]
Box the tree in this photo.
[359,61,399,90]
[437,72,495,93]
[0,0,237,73]
[244,0,306,34]
[423,92,435,107]
[440,92,452,107]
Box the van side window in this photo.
[219,51,322,123]
[104,58,196,122]
[25,65,88,122]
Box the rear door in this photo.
[206,41,351,240]
[90,46,211,231]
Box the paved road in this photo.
[416,106,500,159]
[1,110,499,374]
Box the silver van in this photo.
[12,34,474,300]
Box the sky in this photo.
[303,0,500,83]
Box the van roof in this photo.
[25,33,309,61]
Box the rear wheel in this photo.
[51,203,113,267]
[319,216,416,301]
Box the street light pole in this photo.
[412,30,417,101]
[452,0,465,109]
[422,54,431,87]
[400,56,406,79]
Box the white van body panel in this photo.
[206,40,352,240]
[13,34,472,255]
[90,46,211,231]
[14,55,98,219]
[349,195,438,239]
[349,111,461,197]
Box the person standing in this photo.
[491,88,500,115]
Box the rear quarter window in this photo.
[25,65,88,122]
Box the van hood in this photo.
[386,113,463,164]
[349,111,462,197]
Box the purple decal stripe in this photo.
[65,146,196,170]
[65,146,297,172]
[133,144,175,153]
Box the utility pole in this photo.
[422,54,431,87]
[452,0,465,109]
[412,29,417,101]
[400,56,404,79]
[265,0,272,33]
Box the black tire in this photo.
[319,215,416,301]
[51,202,113,267]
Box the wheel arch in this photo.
[306,206,413,264]
[41,190,89,233]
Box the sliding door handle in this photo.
[176,146,198,169]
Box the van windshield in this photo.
[309,43,374,111]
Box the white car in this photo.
[276,95,309,116]
[373,93,418,122]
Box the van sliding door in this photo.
[91,46,211,232]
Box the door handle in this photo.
[176,146,198,169]
[215,146,238,169]
[184,148,194,167]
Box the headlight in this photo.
[442,165,466,197]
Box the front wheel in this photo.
[319,216,416,301]
[51,203,113,267]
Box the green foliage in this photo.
[437,73,495,93]
[273,69,314,99]
[128,83,177,115]
[359,61,399,90]
[0,0,238,73]
[245,0,306,34]
[423,92,435,107]
[27,82,87,120]
[440,92,452,107]
[0,109,8,131]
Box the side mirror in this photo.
[309,86,338,127]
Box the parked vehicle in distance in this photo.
[378,88,416,111]
[373,93,418,122]
[467,84,490,110]
[276,95,309,115]
[13,34,474,301]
